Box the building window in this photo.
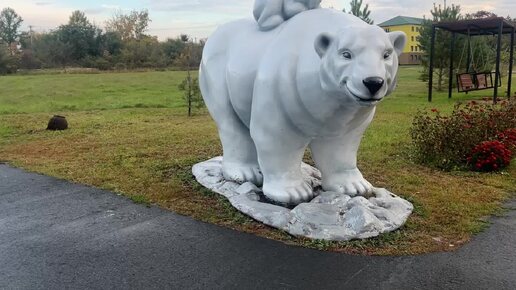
[411,46,414,52]
[412,26,415,32]
[411,36,414,41]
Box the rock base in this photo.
[193,157,413,241]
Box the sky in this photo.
[2,0,515,40]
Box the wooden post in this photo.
[466,26,471,73]
[428,25,436,102]
[448,32,456,99]
[494,20,504,104]
[508,27,515,99]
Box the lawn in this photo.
[0,67,514,255]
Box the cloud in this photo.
[367,0,516,23]
[144,0,253,15]
[83,4,120,15]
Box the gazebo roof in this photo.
[434,17,515,35]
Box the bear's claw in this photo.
[263,179,314,205]
[324,169,373,197]
[223,162,263,186]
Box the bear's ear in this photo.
[388,31,407,56]
[314,33,334,58]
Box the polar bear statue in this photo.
[199,7,406,205]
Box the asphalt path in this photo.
[0,164,514,289]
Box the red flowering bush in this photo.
[467,141,512,172]
[411,99,515,170]
[496,128,516,152]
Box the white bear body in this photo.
[200,8,406,205]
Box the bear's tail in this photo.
[253,0,322,31]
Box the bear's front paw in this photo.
[223,162,263,186]
[263,179,314,205]
[323,169,373,197]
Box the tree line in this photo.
[0,8,204,74]
[2,2,513,87]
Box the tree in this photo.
[179,34,189,42]
[119,35,164,69]
[98,31,123,56]
[177,36,204,116]
[465,10,497,19]
[0,42,19,73]
[105,10,151,41]
[162,38,187,62]
[419,3,462,91]
[56,11,101,62]
[0,8,23,46]
[0,45,9,74]
[31,32,73,69]
[343,0,373,24]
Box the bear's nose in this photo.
[363,77,385,96]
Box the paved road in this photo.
[0,164,515,290]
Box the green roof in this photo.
[378,16,425,27]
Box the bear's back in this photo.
[255,9,367,78]
[204,9,366,73]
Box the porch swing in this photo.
[456,34,501,93]
[428,17,515,103]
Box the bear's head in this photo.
[314,25,406,107]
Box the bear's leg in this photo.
[310,135,373,197]
[219,118,263,186]
[200,64,262,186]
[252,129,313,205]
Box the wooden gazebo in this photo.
[428,17,515,103]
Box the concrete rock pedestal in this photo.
[193,157,413,241]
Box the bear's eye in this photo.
[341,51,352,60]
[384,50,393,59]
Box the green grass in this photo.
[0,67,514,255]
[130,194,152,206]
[0,71,188,115]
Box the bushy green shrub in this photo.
[411,99,515,170]
[0,46,19,74]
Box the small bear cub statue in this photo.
[253,0,322,31]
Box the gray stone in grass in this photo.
[193,157,413,241]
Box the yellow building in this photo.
[379,16,425,65]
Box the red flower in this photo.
[496,128,516,152]
[431,108,439,113]
[468,141,513,172]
